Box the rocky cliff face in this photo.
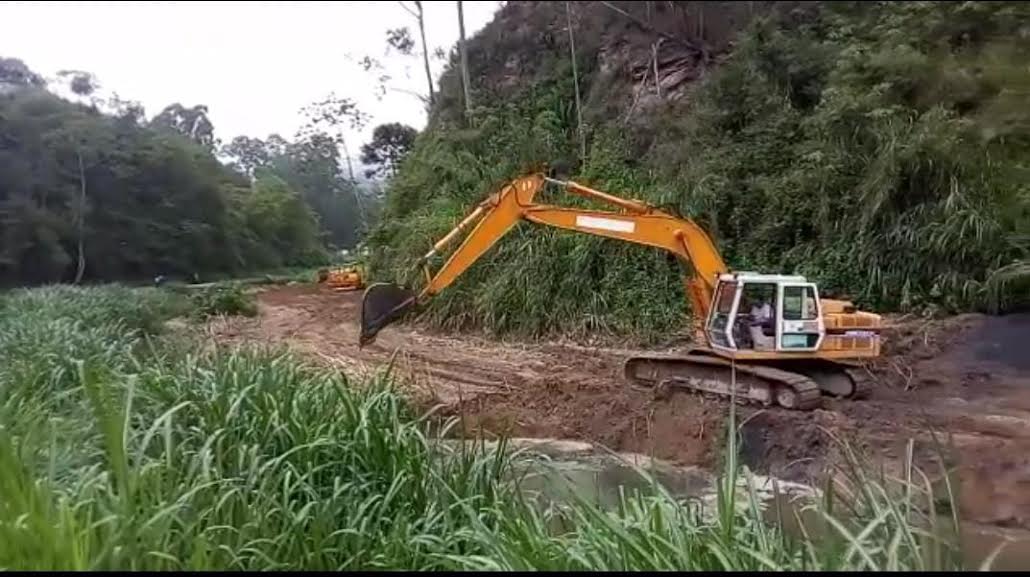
[434,2,786,127]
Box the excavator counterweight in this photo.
[359,172,882,410]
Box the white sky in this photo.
[0,1,501,152]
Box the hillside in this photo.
[368,1,1030,343]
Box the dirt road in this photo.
[207,284,1030,530]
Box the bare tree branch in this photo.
[397,0,418,18]
[566,1,586,164]
[387,85,431,104]
[414,1,435,106]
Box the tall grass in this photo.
[0,285,975,570]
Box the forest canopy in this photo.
[0,57,383,285]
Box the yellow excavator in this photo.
[359,172,882,410]
[319,264,365,292]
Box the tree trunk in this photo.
[566,1,586,164]
[340,134,356,182]
[458,0,472,117]
[414,1,435,107]
[74,149,87,285]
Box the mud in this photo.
[205,284,1030,531]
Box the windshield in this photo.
[707,281,736,348]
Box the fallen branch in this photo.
[888,357,915,390]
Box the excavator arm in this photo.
[359,173,728,346]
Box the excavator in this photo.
[318,264,365,292]
[358,172,882,410]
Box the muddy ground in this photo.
[206,284,1030,530]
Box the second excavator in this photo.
[358,172,882,410]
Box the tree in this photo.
[61,70,98,97]
[45,74,103,284]
[0,57,44,91]
[350,3,441,108]
[274,133,367,249]
[0,68,328,286]
[360,123,418,179]
[218,128,377,250]
[221,135,272,177]
[50,70,144,123]
[386,27,416,54]
[109,95,145,124]
[54,69,102,113]
[396,1,436,107]
[241,172,326,266]
[300,94,370,182]
[458,1,473,116]
[150,103,217,150]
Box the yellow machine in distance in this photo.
[318,264,366,292]
[359,172,883,410]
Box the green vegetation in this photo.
[187,283,258,319]
[0,87,327,285]
[0,59,384,288]
[369,1,1030,342]
[222,131,377,250]
[0,284,974,570]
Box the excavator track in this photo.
[623,350,823,411]
[778,360,873,400]
[842,366,873,399]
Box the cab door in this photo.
[776,283,824,351]
[706,279,740,351]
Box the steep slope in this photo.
[369,1,1030,343]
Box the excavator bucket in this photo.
[359,282,418,346]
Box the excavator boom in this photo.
[360,173,726,345]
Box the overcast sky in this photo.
[0,1,501,152]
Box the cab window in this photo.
[715,282,735,314]
[783,285,817,320]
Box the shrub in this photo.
[188,283,258,318]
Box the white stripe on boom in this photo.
[575,215,636,233]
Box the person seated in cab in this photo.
[748,293,775,350]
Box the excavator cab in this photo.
[705,273,824,355]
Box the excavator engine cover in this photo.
[359,282,417,346]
